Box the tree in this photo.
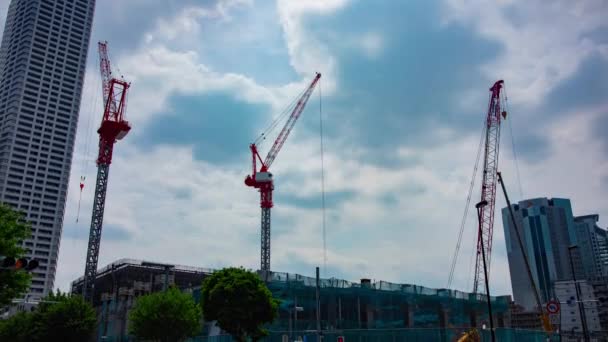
[0,311,33,342]
[31,291,97,341]
[0,291,96,342]
[201,267,279,342]
[129,286,202,342]
[0,203,32,307]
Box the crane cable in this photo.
[318,78,327,275]
[447,118,486,289]
[503,86,524,199]
[254,86,308,147]
[76,57,101,223]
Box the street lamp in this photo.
[568,245,589,341]
[475,200,495,342]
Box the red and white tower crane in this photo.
[245,73,321,272]
[82,41,131,302]
[473,80,506,294]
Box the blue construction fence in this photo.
[184,328,560,342]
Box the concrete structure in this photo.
[502,198,578,310]
[508,303,543,330]
[71,259,513,341]
[574,215,608,279]
[0,0,96,298]
[554,280,602,335]
[589,278,608,331]
[70,259,212,339]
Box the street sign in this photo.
[546,300,560,314]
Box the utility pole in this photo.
[475,200,495,342]
[316,267,321,342]
[498,171,553,334]
[568,245,589,341]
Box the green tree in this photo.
[31,290,97,341]
[201,267,279,342]
[0,203,32,307]
[0,311,33,342]
[129,286,202,342]
[0,291,96,342]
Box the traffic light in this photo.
[0,256,39,271]
[337,336,345,342]
[1,256,15,268]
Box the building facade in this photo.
[0,0,96,298]
[501,198,579,310]
[71,259,513,341]
[554,280,602,336]
[574,215,608,279]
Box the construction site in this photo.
[1,0,604,340]
[63,40,568,342]
[72,258,519,341]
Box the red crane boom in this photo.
[245,73,321,272]
[82,41,131,302]
[473,80,506,294]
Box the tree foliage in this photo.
[0,203,32,306]
[201,267,279,342]
[0,290,96,342]
[31,291,97,341]
[129,286,202,342]
[0,311,32,342]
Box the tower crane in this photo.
[82,41,131,302]
[245,73,321,273]
[473,80,506,294]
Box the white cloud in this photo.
[442,0,608,106]
[115,42,316,137]
[146,0,253,43]
[276,0,349,94]
[53,0,608,302]
[359,32,385,59]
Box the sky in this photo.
[1,0,607,297]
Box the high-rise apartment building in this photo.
[501,198,579,310]
[0,0,95,299]
[574,215,608,279]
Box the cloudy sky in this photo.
[2,0,607,296]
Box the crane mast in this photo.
[473,80,506,295]
[245,73,321,272]
[82,42,131,302]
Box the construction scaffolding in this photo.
[71,260,525,341]
[256,271,512,332]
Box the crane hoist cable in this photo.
[255,86,308,147]
[503,86,524,199]
[76,58,102,223]
[447,120,486,289]
[318,79,327,275]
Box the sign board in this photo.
[546,300,560,314]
